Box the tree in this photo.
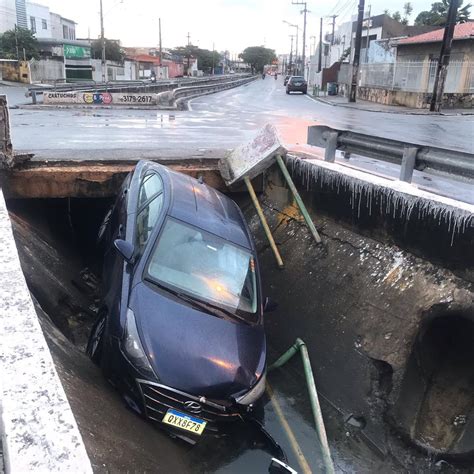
[402,2,413,24]
[0,27,38,60]
[91,38,124,61]
[171,45,221,74]
[239,46,277,73]
[392,10,402,21]
[414,0,472,25]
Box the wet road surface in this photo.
[3,79,473,157]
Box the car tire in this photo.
[86,312,106,365]
[286,90,290,95]
[302,90,307,94]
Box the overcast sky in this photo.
[39,0,435,56]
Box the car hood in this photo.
[129,282,266,399]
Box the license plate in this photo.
[162,409,207,435]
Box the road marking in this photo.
[266,382,312,474]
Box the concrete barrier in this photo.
[0,189,92,472]
[44,91,159,106]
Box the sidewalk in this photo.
[310,93,473,116]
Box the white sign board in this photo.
[219,124,287,185]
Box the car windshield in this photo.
[291,76,305,82]
[146,218,258,322]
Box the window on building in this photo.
[42,19,47,29]
[30,16,36,33]
[69,27,75,40]
[63,25,68,39]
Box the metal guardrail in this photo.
[26,74,252,103]
[172,76,257,108]
[307,125,474,183]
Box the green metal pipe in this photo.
[297,339,335,474]
[244,176,284,268]
[275,155,322,244]
[269,338,335,473]
[268,340,301,371]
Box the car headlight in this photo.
[235,372,266,405]
[122,308,157,380]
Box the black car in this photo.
[87,161,268,441]
[283,75,291,86]
[286,76,307,94]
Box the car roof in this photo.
[157,165,253,250]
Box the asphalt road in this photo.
[2,79,473,158]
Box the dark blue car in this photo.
[87,160,267,441]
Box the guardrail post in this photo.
[324,132,339,162]
[31,90,37,104]
[400,146,417,183]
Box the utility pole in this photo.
[14,25,19,61]
[187,32,191,45]
[100,0,106,83]
[349,0,365,102]
[158,18,162,67]
[430,0,459,112]
[318,17,323,73]
[292,1,308,79]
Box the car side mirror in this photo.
[268,458,297,474]
[264,297,278,313]
[114,239,135,263]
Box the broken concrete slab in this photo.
[219,123,287,186]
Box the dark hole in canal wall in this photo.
[390,307,474,459]
[7,198,111,346]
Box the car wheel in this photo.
[86,312,106,365]
[302,90,307,94]
[286,90,289,95]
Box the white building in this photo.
[50,12,75,41]
[26,2,50,38]
[24,2,76,41]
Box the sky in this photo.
[38,0,436,56]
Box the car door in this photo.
[102,173,131,298]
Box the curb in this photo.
[17,104,178,111]
[309,95,474,116]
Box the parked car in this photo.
[286,76,307,94]
[87,160,270,442]
[283,75,291,86]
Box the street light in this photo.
[282,20,299,74]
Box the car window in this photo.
[291,76,305,82]
[139,173,163,208]
[136,193,164,255]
